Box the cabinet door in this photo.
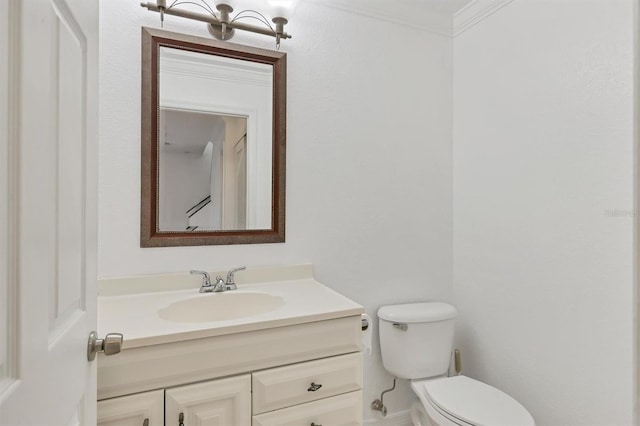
[166,374,251,426]
[97,390,164,426]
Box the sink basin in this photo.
[158,292,285,323]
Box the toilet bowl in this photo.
[411,376,534,426]
[377,302,535,426]
[410,399,431,426]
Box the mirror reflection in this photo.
[159,110,249,231]
[158,46,273,232]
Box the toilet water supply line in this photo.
[370,378,396,417]
[370,349,463,417]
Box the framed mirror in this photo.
[141,27,286,247]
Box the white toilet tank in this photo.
[378,302,457,379]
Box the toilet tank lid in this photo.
[378,302,457,323]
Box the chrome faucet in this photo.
[191,267,245,293]
[225,266,246,290]
[191,270,226,293]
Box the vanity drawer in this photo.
[252,352,362,414]
[252,391,362,426]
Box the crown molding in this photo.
[453,0,516,37]
[308,0,453,37]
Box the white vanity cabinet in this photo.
[97,267,365,425]
[97,316,364,426]
[97,356,362,426]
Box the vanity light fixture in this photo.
[140,0,298,48]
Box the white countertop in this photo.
[98,266,364,349]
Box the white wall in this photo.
[453,1,636,424]
[99,1,453,421]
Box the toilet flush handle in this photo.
[392,322,408,331]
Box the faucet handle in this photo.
[226,266,246,287]
[190,270,211,286]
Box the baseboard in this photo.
[364,409,412,426]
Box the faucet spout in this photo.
[210,275,226,292]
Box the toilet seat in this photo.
[411,376,535,426]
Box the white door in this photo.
[0,0,99,424]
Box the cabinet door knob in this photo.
[178,412,184,426]
[307,382,322,392]
[142,419,149,426]
[311,423,322,426]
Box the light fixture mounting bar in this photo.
[140,2,292,40]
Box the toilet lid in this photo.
[421,376,535,426]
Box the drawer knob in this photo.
[311,423,322,426]
[307,382,322,392]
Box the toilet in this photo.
[378,302,535,426]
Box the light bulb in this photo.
[267,0,299,19]
[215,0,237,10]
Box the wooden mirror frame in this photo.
[140,27,286,247]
